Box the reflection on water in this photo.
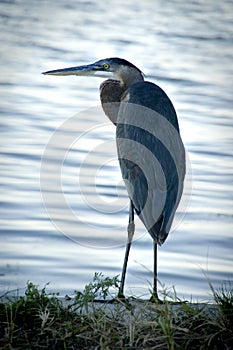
[0,0,232,301]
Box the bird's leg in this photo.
[118,201,135,299]
[150,241,161,302]
[153,241,158,298]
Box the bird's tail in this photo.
[148,215,168,245]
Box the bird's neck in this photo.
[118,66,144,88]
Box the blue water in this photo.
[0,0,232,301]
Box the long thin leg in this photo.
[153,241,158,298]
[150,241,161,302]
[118,201,135,298]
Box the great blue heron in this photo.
[43,57,185,300]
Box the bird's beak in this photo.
[42,63,113,78]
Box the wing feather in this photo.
[116,82,185,244]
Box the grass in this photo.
[0,274,232,349]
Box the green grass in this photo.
[0,274,232,349]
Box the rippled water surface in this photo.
[0,0,233,301]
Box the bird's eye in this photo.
[103,63,110,70]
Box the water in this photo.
[0,0,232,301]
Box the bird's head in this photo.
[42,57,144,87]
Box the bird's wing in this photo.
[116,82,185,245]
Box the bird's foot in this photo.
[149,293,188,305]
[113,291,133,309]
[149,292,163,304]
[117,291,126,301]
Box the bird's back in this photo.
[116,81,185,244]
[125,81,179,131]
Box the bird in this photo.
[42,57,186,301]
